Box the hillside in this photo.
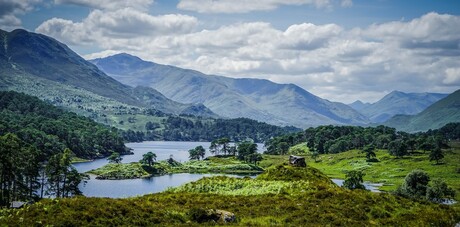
[2,165,459,225]
[0,91,129,159]
[90,53,369,128]
[383,89,460,132]
[350,91,447,123]
[0,29,216,119]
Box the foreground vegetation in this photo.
[2,165,459,226]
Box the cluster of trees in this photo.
[188,146,206,160]
[0,91,129,159]
[264,123,460,160]
[188,138,262,165]
[394,170,456,203]
[122,117,299,143]
[0,133,86,207]
[0,91,131,207]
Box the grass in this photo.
[71,157,91,163]
[88,163,151,179]
[2,164,459,226]
[263,145,460,201]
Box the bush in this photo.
[342,170,366,190]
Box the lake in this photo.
[74,141,262,198]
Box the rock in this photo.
[289,155,306,167]
[215,209,236,223]
[189,208,236,223]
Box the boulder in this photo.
[289,155,306,167]
[189,208,236,223]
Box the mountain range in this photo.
[0,29,458,132]
[0,29,216,118]
[349,91,448,123]
[90,53,369,128]
[382,89,460,132]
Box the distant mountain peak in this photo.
[354,91,448,123]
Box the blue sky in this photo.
[1,0,460,103]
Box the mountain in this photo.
[0,29,216,118]
[348,100,371,112]
[350,91,447,123]
[382,89,460,132]
[90,53,369,128]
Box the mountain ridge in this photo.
[349,90,448,123]
[90,53,369,128]
[0,29,217,118]
[382,89,460,132]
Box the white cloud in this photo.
[39,12,460,103]
[0,0,41,30]
[444,68,460,85]
[177,0,337,14]
[54,0,154,11]
[36,9,198,45]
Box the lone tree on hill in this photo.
[342,170,366,190]
[142,152,157,166]
[107,152,122,164]
[429,146,444,165]
[363,145,377,162]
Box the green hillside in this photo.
[0,91,129,159]
[384,89,460,132]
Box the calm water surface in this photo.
[75,141,262,198]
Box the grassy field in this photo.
[2,165,459,226]
[261,145,460,200]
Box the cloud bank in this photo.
[36,9,460,103]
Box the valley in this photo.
[1,5,460,225]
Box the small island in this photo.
[88,141,265,179]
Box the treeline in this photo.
[265,123,460,155]
[0,91,129,159]
[122,117,300,143]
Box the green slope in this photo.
[0,29,216,119]
[0,91,129,159]
[384,89,460,132]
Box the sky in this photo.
[1,0,460,103]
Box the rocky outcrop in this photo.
[289,155,306,167]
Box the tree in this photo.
[388,139,407,158]
[46,148,84,198]
[426,178,456,203]
[395,169,430,200]
[363,145,377,162]
[142,152,157,166]
[310,146,319,162]
[342,170,366,190]
[195,146,206,160]
[277,142,289,155]
[189,146,206,160]
[429,146,444,165]
[237,141,258,161]
[247,153,263,165]
[107,152,122,164]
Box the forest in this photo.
[0,91,129,206]
[122,116,300,143]
[264,123,460,157]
